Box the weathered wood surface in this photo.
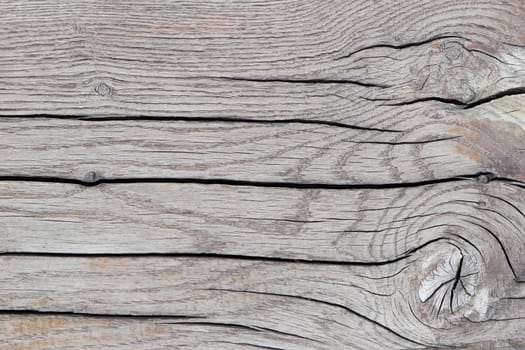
[0,95,524,184]
[1,0,525,117]
[1,0,525,349]
[1,181,525,272]
[0,253,523,349]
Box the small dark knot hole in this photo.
[477,172,495,184]
[94,82,113,97]
[84,171,99,184]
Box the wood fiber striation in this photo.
[0,0,524,348]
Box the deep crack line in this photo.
[158,321,319,342]
[0,172,502,189]
[335,34,466,60]
[463,87,525,109]
[214,76,390,88]
[0,237,456,267]
[0,114,404,133]
[368,88,525,109]
[0,309,205,319]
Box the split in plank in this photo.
[1,0,525,348]
[0,95,523,184]
[0,250,524,349]
[1,1,525,117]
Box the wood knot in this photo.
[71,23,88,34]
[419,250,479,316]
[440,41,466,63]
[477,172,495,184]
[94,82,114,97]
[83,171,100,184]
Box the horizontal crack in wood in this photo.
[0,172,506,189]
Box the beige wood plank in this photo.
[0,248,523,348]
[0,95,524,184]
[1,316,524,350]
[0,313,414,350]
[1,1,524,348]
[0,1,524,117]
[2,180,525,278]
[2,316,525,350]
[0,315,341,350]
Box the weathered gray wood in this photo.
[1,180,524,272]
[0,95,524,184]
[1,0,525,348]
[2,178,524,347]
[0,314,347,350]
[1,317,524,350]
[0,1,524,118]
[0,251,523,349]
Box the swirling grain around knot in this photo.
[0,179,524,348]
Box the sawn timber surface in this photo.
[1,1,525,349]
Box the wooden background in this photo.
[1,1,525,349]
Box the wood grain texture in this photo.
[1,179,525,347]
[1,0,525,348]
[0,0,525,118]
[0,180,524,272]
[0,250,523,349]
[1,316,524,350]
[0,95,524,184]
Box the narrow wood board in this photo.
[2,315,524,350]
[0,251,524,349]
[1,180,524,273]
[0,252,525,349]
[1,0,525,117]
[0,95,523,184]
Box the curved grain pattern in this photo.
[0,0,524,117]
[0,95,524,184]
[2,180,525,274]
[1,235,524,348]
[1,1,525,348]
[0,314,341,350]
